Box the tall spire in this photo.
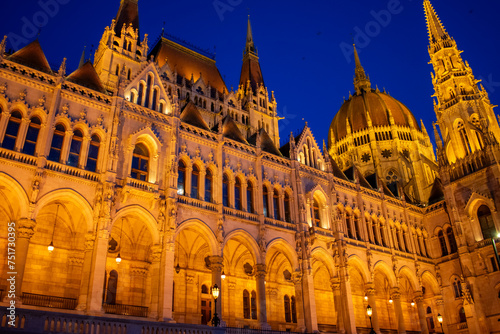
[353,44,371,94]
[79,46,86,69]
[245,15,257,56]
[114,0,140,38]
[423,0,449,44]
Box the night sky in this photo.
[1,0,499,149]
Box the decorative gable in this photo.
[295,124,325,170]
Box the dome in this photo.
[329,89,421,142]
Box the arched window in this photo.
[201,284,208,294]
[354,217,362,241]
[426,306,432,314]
[346,212,354,238]
[452,278,462,298]
[3,111,22,150]
[273,189,281,220]
[446,227,458,253]
[247,181,254,213]
[137,82,144,105]
[223,174,229,207]
[127,69,131,80]
[438,230,448,256]
[459,307,466,323]
[22,116,41,155]
[291,296,297,323]
[177,161,186,195]
[105,270,118,305]
[131,143,149,181]
[235,178,242,211]
[243,290,250,319]
[191,165,199,199]
[204,169,212,202]
[144,75,152,108]
[284,295,291,323]
[130,91,136,103]
[48,124,66,162]
[152,88,158,111]
[478,205,496,239]
[68,129,83,167]
[313,198,321,227]
[251,291,257,320]
[86,134,100,172]
[263,186,269,217]
[380,224,387,247]
[284,192,291,223]
[457,121,471,155]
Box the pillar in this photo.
[392,288,406,334]
[366,284,380,333]
[87,227,109,314]
[340,269,357,334]
[255,264,271,329]
[331,279,345,334]
[148,245,162,319]
[209,255,224,323]
[227,279,237,324]
[158,237,175,322]
[414,292,428,334]
[301,272,318,332]
[293,272,307,332]
[76,233,95,310]
[8,218,36,302]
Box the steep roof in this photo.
[248,128,282,156]
[239,18,265,94]
[149,37,227,94]
[217,116,248,144]
[428,177,445,204]
[7,40,52,73]
[180,102,210,130]
[66,61,106,93]
[114,0,140,38]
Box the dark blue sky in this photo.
[1,0,499,149]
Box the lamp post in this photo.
[437,313,443,333]
[211,284,220,327]
[48,204,60,253]
[366,305,376,334]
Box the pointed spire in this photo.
[353,44,371,94]
[433,122,443,149]
[79,46,86,69]
[245,15,257,56]
[114,0,140,38]
[423,0,449,44]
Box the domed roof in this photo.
[330,89,421,142]
[329,45,421,143]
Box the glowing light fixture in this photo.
[116,218,123,264]
[221,270,226,280]
[48,204,60,253]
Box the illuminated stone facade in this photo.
[0,1,499,334]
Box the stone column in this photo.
[148,245,161,319]
[0,109,11,142]
[293,272,307,332]
[158,237,175,321]
[392,288,406,334]
[10,218,36,301]
[255,264,271,329]
[185,166,192,197]
[76,233,96,310]
[331,279,345,334]
[340,268,357,334]
[209,255,224,322]
[87,227,110,314]
[414,292,428,334]
[301,271,318,332]
[366,284,380,333]
[227,279,237,324]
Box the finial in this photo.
[353,44,371,94]
[423,0,450,45]
[58,58,67,77]
[0,35,6,60]
[79,46,86,69]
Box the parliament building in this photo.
[1,1,500,333]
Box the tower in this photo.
[94,0,149,92]
[238,17,280,146]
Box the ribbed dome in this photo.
[330,89,421,142]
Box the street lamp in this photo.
[437,313,443,332]
[211,284,220,327]
[48,204,60,253]
[366,305,376,334]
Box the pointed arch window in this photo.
[273,189,281,220]
[251,291,257,320]
[459,307,466,323]
[22,116,41,156]
[478,205,496,239]
[3,111,22,150]
[263,186,269,218]
[313,198,321,228]
[177,161,186,195]
[144,75,152,108]
[380,224,387,247]
[452,278,462,298]
[152,88,158,111]
[86,134,100,172]
[131,143,149,181]
[235,178,242,210]
[243,290,250,319]
[354,217,362,241]
[291,296,297,323]
[446,227,458,253]
[68,129,83,167]
[48,124,66,162]
[138,82,144,106]
[346,212,354,238]
[223,174,229,207]
[284,295,291,323]
[284,192,291,223]
[438,230,448,256]
[191,165,199,199]
[204,169,213,202]
[247,181,254,213]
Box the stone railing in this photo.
[224,207,259,222]
[0,148,37,166]
[457,322,468,330]
[178,196,218,212]
[21,293,77,310]
[45,161,99,182]
[103,303,148,317]
[124,177,158,192]
[264,217,296,231]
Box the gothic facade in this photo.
[0,1,500,334]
